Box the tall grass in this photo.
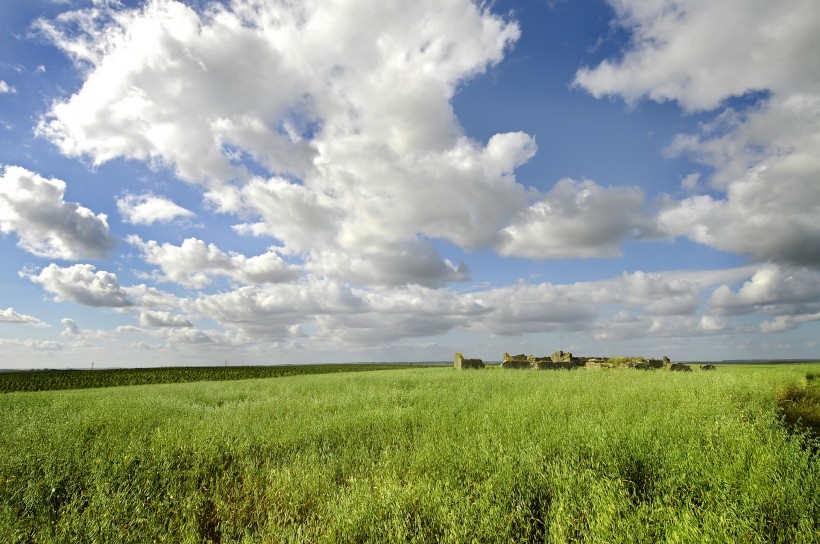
[0,364,428,394]
[1,365,819,542]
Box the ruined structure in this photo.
[501,353,531,369]
[454,352,485,369]
[550,350,574,363]
[460,350,703,373]
[500,351,582,370]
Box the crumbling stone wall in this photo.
[501,353,531,369]
[550,350,574,363]
[454,352,485,369]
[465,349,696,374]
[500,352,581,370]
[645,359,664,369]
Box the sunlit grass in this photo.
[0,363,428,393]
[1,364,819,542]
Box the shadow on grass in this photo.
[777,373,820,450]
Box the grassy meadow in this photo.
[0,364,428,394]
[1,363,819,543]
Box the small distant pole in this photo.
[91,361,94,371]
[224,359,228,368]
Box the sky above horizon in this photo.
[2,0,820,368]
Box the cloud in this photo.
[183,280,486,345]
[586,312,732,343]
[469,267,763,339]
[115,325,144,334]
[574,0,820,269]
[304,241,470,289]
[117,192,194,225]
[34,0,320,181]
[174,263,771,346]
[697,315,728,333]
[21,258,810,352]
[34,0,651,287]
[24,263,133,307]
[0,338,62,351]
[60,317,80,337]
[138,310,193,328]
[657,95,820,267]
[497,178,647,259]
[35,0,520,184]
[60,317,111,345]
[577,270,704,316]
[697,264,820,337]
[0,81,15,94]
[127,235,300,288]
[114,322,255,350]
[467,282,594,336]
[0,165,116,259]
[574,0,820,112]
[121,283,180,309]
[184,278,364,337]
[155,327,252,349]
[23,262,182,312]
[759,312,820,334]
[0,307,46,326]
[316,285,487,343]
[708,265,820,315]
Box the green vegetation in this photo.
[605,356,647,365]
[1,364,819,542]
[0,364,428,394]
[777,371,820,440]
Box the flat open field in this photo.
[0,364,430,394]
[1,363,819,543]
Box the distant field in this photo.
[1,364,819,542]
[0,363,431,394]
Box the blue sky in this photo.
[2,0,819,368]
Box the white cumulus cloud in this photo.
[497,178,647,259]
[575,0,820,269]
[24,263,132,307]
[657,95,820,267]
[183,278,364,338]
[0,165,116,260]
[117,192,194,225]
[574,0,820,112]
[0,338,62,351]
[138,310,193,328]
[33,0,643,288]
[708,265,820,316]
[759,312,820,334]
[0,307,46,326]
[127,235,300,288]
[60,317,110,344]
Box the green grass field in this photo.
[0,364,429,394]
[1,363,819,543]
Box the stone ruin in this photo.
[453,352,485,369]
[456,350,705,372]
[500,353,532,369]
[500,351,581,370]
